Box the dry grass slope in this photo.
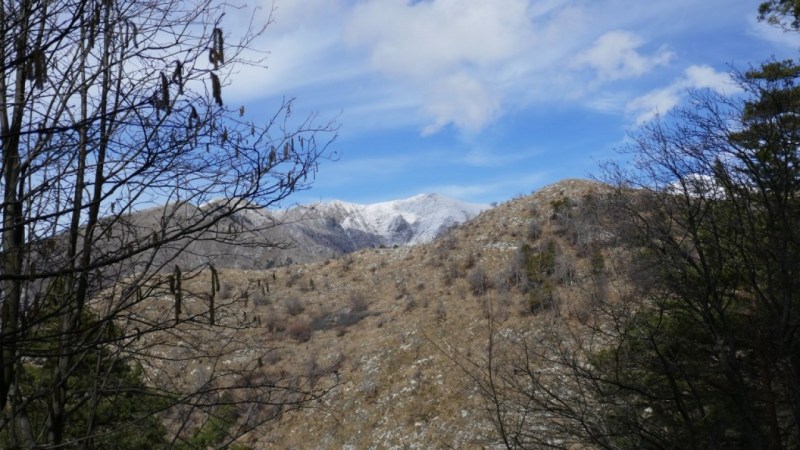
[146,178,619,448]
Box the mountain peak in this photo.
[317,193,489,246]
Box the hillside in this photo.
[137,178,618,448]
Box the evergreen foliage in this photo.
[585,56,800,449]
[0,279,169,449]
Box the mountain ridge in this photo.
[295,192,489,247]
[125,192,491,270]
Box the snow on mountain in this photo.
[130,193,491,270]
[309,193,490,246]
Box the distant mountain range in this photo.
[137,193,490,270]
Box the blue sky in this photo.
[223,0,799,205]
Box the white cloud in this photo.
[344,0,532,79]
[421,74,500,135]
[342,0,536,134]
[625,88,680,123]
[626,65,739,123]
[221,0,778,136]
[574,30,674,81]
[684,65,737,91]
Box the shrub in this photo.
[462,252,477,271]
[404,295,417,312]
[590,247,606,274]
[468,266,489,296]
[554,254,577,285]
[435,300,447,321]
[252,290,269,307]
[528,282,555,314]
[550,196,573,220]
[263,308,284,333]
[287,320,312,342]
[443,261,461,286]
[285,271,302,288]
[361,377,380,398]
[349,291,369,313]
[526,220,543,241]
[525,241,556,283]
[284,296,305,316]
[220,283,235,299]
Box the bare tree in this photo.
[0,0,337,447]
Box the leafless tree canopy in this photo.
[0,0,337,447]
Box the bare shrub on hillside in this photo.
[287,320,312,342]
[361,377,380,399]
[349,291,369,313]
[526,220,543,241]
[262,307,283,333]
[252,290,270,307]
[463,252,478,271]
[493,270,511,293]
[554,254,577,285]
[443,261,462,286]
[404,295,417,312]
[341,255,354,272]
[286,271,303,288]
[221,282,236,299]
[435,299,447,321]
[468,266,490,296]
[285,296,305,316]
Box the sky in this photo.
[222,0,799,205]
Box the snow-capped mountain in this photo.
[300,193,489,247]
[125,193,490,270]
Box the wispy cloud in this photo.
[626,65,739,123]
[224,0,771,136]
[573,30,674,81]
[746,16,800,49]
[343,0,536,134]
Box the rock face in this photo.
[126,193,490,270]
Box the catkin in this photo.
[213,28,224,65]
[160,72,170,113]
[209,264,218,325]
[173,61,183,94]
[210,72,222,106]
[172,266,182,324]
